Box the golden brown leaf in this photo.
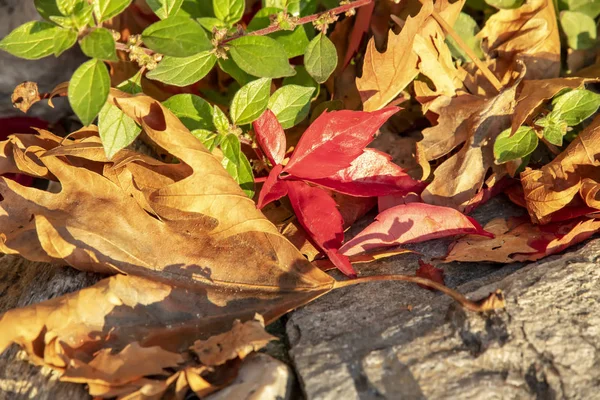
[478,0,560,80]
[521,115,600,222]
[11,81,41,113]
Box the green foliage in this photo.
[214,0,245,25]
[268,85,315,129]
[0,21,71,60]
[80,28,118,61]
[213,106,231,135]
[68,59,111,126]
[560,11,597,50]
[53,28,77,57]
[220,134,255,198]
[93,0,133,22]
[248,7,312,58]
[304,33,337,84]
[230,78,272,125]
[142,17,212,57]
[484,0,524,9]
[283,66,320,98]
[229,36,296,78]
[559,0,600,19]
[218,57,255,86]
[147,52,217,86]
[146,0,184,19]
[163,94,215,131]
[494,127,539,164]
[447,13,483,62]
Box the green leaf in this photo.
[54,0,93,29]
[283,66,319,98]
[493,126,539,163]
[561,0,600,18]
[163,94,214,131]
[68,59,110,126]
[446,13,483,62]
[229,36,295,78]
[230,78,271,125]
[93,0,133,22]
[265,0,317,16]
[35,0,63,20]
[304,33,337,84]
[80,28,118,61]
[220,134,255,197]
[560,11,597,50]
[146,0,184,19]
[0,21,66,60]
[142,16,211,57]
[191,129,223,151]
[213,0,244,24]
[213,106,231,134]
[178,0,214,18]
[57,0,79,15]
[117,71,143,94]
[310,99,344,123]
[541,120,568,146]
[146,51,217,87]
[552,89,600,126]
[247,7,311,58]
[98,102,142,160]
[485,0,524,9]
[197,17,228,31]
[268,85,314,129]
[53,28,77,57]
[218,57,255,86]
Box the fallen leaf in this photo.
[416,259,445,290]
[521,114,600,222]
[339,202,492,257]
[253,109,286,166]
[11,81,41,113]
[191,315,276,367]
[343,0,375,68]
[478,0,560,80]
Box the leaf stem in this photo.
[333,274,505,312]
[424,4,503,92]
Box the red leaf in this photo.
[253,109,286,166]
[303,149,425,197]
[378,192,421,212]
[343,1,375,68]
[340,202,493,256]
[283,107,399,179]
[416,260,445,291]
[257,164,288,209]
[286,181,356,277]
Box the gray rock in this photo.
[206,353,295,400]
[0,1,86,121]
[287,217,600,399]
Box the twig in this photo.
[334,274,505,312]
[222,0,373,44]
[115,42,154,55]
[423,2,503,92]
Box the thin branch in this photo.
[425,5,503,92]
[334,274,506,312]
[222,0,373,44]
[115,42,154,55]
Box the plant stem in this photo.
[222,0,373,44]
[424,4,503,92]
[115,42,154,54]
[333,274,505,312]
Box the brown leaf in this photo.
[191,314,276,367]
[0,90,336,395]
[11,82,41,113]
[444,217,600,263]
[357,0,464,111]
[478,0,560,80]
[521,115,600,222]
[420,80,520,211]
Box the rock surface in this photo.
[287,217,600,399]
[0,1,86,121]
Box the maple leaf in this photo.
[339,202,492,257]
[420,80,520,211]
[357,0,464,111]
[521,114,600,223]
[478,0,560,80]
[444,217,600,263]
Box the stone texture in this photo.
[287,209,600,399]
[206,353,295,400]
[0,1,86,121]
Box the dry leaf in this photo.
[478,0,560,80]
[521,114,600,222]
[11,81,41,113]
[191,315,276,367]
